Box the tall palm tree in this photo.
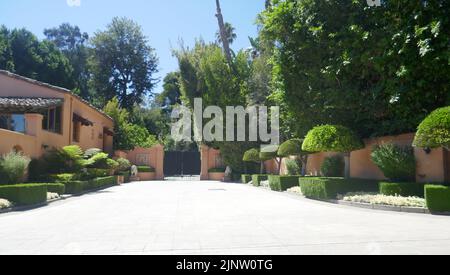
[215,0,232,65]
[216,22,237,45]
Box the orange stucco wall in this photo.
[115,145,164,180]
[200,146,224,180]
[0,73,114,158]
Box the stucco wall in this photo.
[200,146,223,180]
[116,145,164,180]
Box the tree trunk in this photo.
[215,0,233,65]
[301,155,308,177]
[260,161,265,174]
[276,158,282,175]
[344,153,350,179]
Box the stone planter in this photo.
[208,172,225,181]
[138,172,156,181]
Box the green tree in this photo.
[44,23,91,100]
[90,17,158,109]
[216,22,237,45]
[156,72,182,113]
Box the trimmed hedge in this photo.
[63,181,86,194]
[300,177,379,200]
[252,175,269,187]
[208,168,226,173]
[425,185,450,213]
[86,168,110,178]
[379,182,425,198]
[269,175,301,191]
[137,166,155,173]
[0,184,47,205]
[119,171,131,183]
[84,176,117,191]
[46,183,66,195]
[241,174,252,184]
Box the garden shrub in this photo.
[85,168,110,179]
[371,144,416,182]
[45,183,66,196]
[119,171,131,183]
[302,125,364,153]
[116,158,131,172]
[137,166,155,173]
[85,177,117,190]
[0,151,31,185]
[0,184,47,205]
[28,158,49,182]
[252,175,268,187]
[269,175,301,191]
[285,159,301,176]
[241,174,252,184]
[300,177,379,200]
[414,106,450,149]
[321,156,345,177]
[243,149,260,163]
[208,168,226,173]
[49,173,78,183]
[379,182,425,198]
[84,148,103,159]
[63,181,86,194]
[425,185,450,212]
[44,145,85,174]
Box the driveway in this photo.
[1,181,450,255]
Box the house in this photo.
[0,70,114,159]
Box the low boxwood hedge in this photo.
[425,185,450,213]
[208,168,226,173]
[241,175,252,184]
[300,177,379,200]
[46,183,66,195]
[269,175,301,191]
[379,182,425,198]
[252,175,269,187]
[84,176,117,191]
[63,181,86,194]
[137,166,155,173]
[0,184,47,205]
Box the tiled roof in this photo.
[0,70,112,121]
[0,97,64,112]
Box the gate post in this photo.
[200,145,210,180]
[154,144,165,180]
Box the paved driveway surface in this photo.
[1,181,450,255]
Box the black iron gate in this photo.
[164,151,201,176]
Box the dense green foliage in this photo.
[84,177,117,191]
[371,144,416,182]
[62,181,86,194]
[321,156,345,177]
[414,106,450,149]
[299,177,379,200]
[137,166,155,173]
[45,183,66,196]
[303,125,364,153]
[116,158,132,173]
[243,149,260,163]
[241,174,253,184]
[268,175,300,191]
[425,185,450,212]
[0,151,31,185]
[379,182,425,198]
[208,168,226,173]
[285,159,301,176]
[0,184,47,205]
[261,0,450,139]
[278,139,304,157]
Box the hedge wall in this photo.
[241,175,252,184]
[425,185,450,213]
[300,177,379,200]
[269,176,301,191]
[252,175,269,187]
[379,182,425,198]
[46,183,66,195]
[0,184,48,205]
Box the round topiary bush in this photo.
[278,139,304,157]
[259,145,280,161]
[243,148,260,163]
[414,106,450,149]
[302,125,364,153]
[321,156,345,177]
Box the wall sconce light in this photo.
[424,147,432,155]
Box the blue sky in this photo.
[0,0,265,95]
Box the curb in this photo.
[0,184,119,215]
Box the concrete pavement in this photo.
[1,181,450,255]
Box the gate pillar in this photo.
[200,145,210,180]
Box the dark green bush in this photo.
[414,106,450,149]
[300,177,379,200]
[0,184,47,205]
[302,125,364,153]
[137,166,155,173]
[243,149,260,162]
[28,158,49,182]
[269,175,300,191]
[46,183,66,195]
[241,174,252,184]
[285,159,301,176]
[321,156,345,177]
[44,145,85,174]
[252,175,268,187]
[278,139,305,157]
[425,185,450,212]
[379,182,425,198]
[116,158,131,172]
[85,177,117,190]
[49,173,79,183]
[208,168,226,173]
[85,168,110,179]
[371,144,416,182]
[63,181,86,194]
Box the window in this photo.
[0,114,25,133]
[73,122,81,142]
[42,106,62,134]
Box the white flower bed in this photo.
[47,193,60,201]
[0,198,12,209]
[343,193,426,208]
